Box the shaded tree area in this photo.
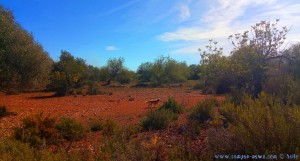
[47,51,87,96]
[47,52,137,95]
[137,56,190,86]
[200,20,300,105]
[103,57,125,85]
[0,6,52,93]
[188,64,201,80]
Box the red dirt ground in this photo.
[0,87,223,155]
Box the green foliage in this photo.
[210,93,300,154]
[189,98,219,124]
[81,65,102,83]
[159,97,184,114]
[188,64,201,80]
[199,20,300,100]
[193,81,205,90]
[48,51,87,96]
[56,117,84,141]
[263,75,299,105]
[98,126,159,161]
[137,56,189,86]
[137,62,153,82]
[87,82,104,95]
[200,47,232,94]
[116,68,137,84]
[142,98,183,131]
[102,119,120,137]
[0,6,53,92]
[0,139,68,161]
[105,57,125,85]
[141,109,177,131]
[229,20,288,56]
[14,113,57,147]
[89,120,103,132]
[229,47,266,97]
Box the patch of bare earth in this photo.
[0,87,222,155]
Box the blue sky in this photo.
[1,0,300,70]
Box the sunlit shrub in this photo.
[89,120,103,132]
[14,113,57,147]
[141,109,177,131]
[0,139,69,161]
[56,117,84,141]
[189,98,219,124]
[209,93,300,154]
[159,97,184,114]
[87,82,104,95]
[102,119,119,137]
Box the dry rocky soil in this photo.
[0,86,223,156]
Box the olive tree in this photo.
[104,57,124,85]
[200,20,292,97]
[48,51,86,95]
[137,56,190,86]
[0,6,52,93]
[137,62,153,82]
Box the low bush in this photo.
[189,98,219,124]
[193,81,205,90]
[209,93,300,154]
[141,109,177,131]
[87,82,104,95]
[14,113,57,147]
[102,119,119,137]
[89,120,103,132]
[98,126,160,161]
[0,139,69,161]
[56,117,84,141]
[159,97,184,114]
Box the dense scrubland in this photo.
[1,5,300,161]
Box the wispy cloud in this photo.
[178,2,191,22]
[105,46,119,51]
[158,0,300,55]
[97,0,141,18]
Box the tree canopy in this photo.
[199,20,300,104]
[137,56,190,86]
[48,51,87,95]
[0,6,52,92]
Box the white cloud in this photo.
[158,0,300,55]
[178,3,191,22]
[105,46,119,51]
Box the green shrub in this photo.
[159,97,184,114]
[87,82,104,95]
[56,117,84,141]
[141,109,177,131]
[89,120,103,132]
[193,81,205,90]
[102,119,119,137]
[14,113,57,147]
[98,126,159,161]
[189,98,218,124]
[0,139,69,161]
[209,93,300,154]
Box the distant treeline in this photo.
[1,6,300,105]
[0,6,200,96]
